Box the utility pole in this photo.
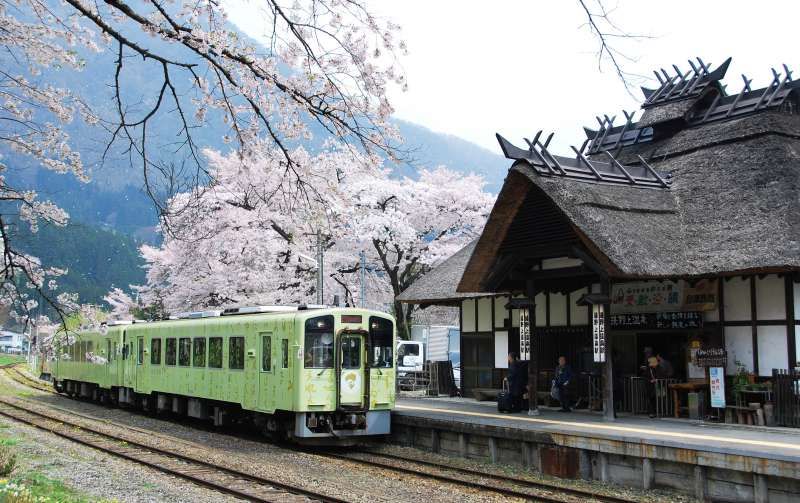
[316,230,324,305]
[359,250,366,308]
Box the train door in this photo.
[339,332,366,407]
[243,331,258,411]
[257,332,274,411]
[123,331,136,389]
[135,336,144,391]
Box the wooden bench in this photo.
[724,405,761,425]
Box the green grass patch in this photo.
[0,356,24,367]
[0,471,97,503]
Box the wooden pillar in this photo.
[458,433,468,457]
[753,473,769,503]
[598,452,610,482]
[602,281,616,421]
[527,280,539,415]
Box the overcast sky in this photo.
[227,0,800,155]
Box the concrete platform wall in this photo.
[391,418,800,503]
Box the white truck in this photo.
[397,325,460,390]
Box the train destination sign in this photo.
[609,311,703,330]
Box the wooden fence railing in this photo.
[773,369,800,427]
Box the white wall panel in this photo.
[723,277,751,321]
[725,326,753,375]
[494,296,509,328]
[796,326,800,368]
[549,293,567,326]
[535,293,546,327]
[477,297,493,332]
[569,288,589,326]
[462,299,475,333]
[755,274,785,320]
[494,331,508,369]
[794,282,800,321]
[757,326,787,375]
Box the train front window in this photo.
[304,315,334,368]
[341,336,361,369]
[369,317,394,368]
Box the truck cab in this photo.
[396,340,424,373]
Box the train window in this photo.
[229,337,245,370]
[165,338,176,365]
[281,339,289,369]
[261,334,272,372]
[193,337,206,367]
[304,315,334,368]
[151,338,161,365]
[80,341,87,362]
[107,340,112,364]
[137,339,143,365]
[208,337,223,368]
[369,317,394,368]
[341,336,361,369]
[178,338,191,366]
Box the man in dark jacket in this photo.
[554,356,574,412]
[506,352,526,412]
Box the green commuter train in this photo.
[51,305,396,443]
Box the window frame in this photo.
[192,337,207,367]
[165,338,177,366]
[136,338,143,365]
[229,336,245,370]
[208,337,223,369]
[150,338,161,365]
[260,333,272,372]
[178,337,191,367]
[281,339,289,369]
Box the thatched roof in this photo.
[458,109,800,292]
[396,240,492,305]
[399,58,800,302]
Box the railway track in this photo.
[0,396,345,503]
[324,451,636,503]
[3,366,641,502]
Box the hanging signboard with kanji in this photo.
[592,304,606,363]
[610,279,717,313]
[610,311,703,330]
[519,308,531,361]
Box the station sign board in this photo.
[609,311,703,330]
[611,279,717,314]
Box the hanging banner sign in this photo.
[592,304,606,363]
[519,308,531,361]
[709,366,726,408]
[611,279,717,314]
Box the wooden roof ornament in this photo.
[640,57,730,107]
[495,131,670,189]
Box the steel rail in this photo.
[345,450,638,503]
[323,451,634,503]
[0,397,347,503]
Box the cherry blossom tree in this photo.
[330,167,494,337]
[138,144,494,338]
[0,0,406,328]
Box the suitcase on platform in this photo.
[497,381,514,413]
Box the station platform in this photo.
[391,397,800,502]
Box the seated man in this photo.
[554,356,574,412]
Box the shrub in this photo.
[0,443,16,477]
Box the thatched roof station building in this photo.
[398,57,800,419]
